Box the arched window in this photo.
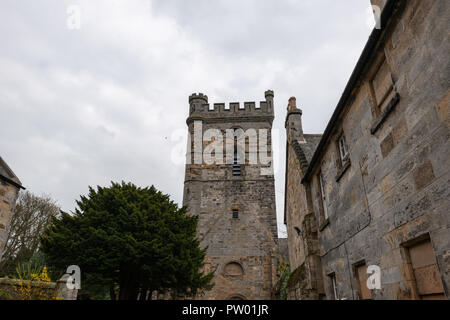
[224,262,244,276]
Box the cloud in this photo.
[0,0,373,236]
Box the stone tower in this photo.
[183,90,282,300]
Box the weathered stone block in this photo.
[436,89,450,126]
[413,160,435,191]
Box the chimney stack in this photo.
[285,96,304,143]
[370,0,386,27]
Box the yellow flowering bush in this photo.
[12,266,59,300]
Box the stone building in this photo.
[183,91,285,299]
[284,0,449,300]
[0,156,24,261]
[284,97,324,299]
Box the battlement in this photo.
[188,90,274,121]
[189,93,208,104]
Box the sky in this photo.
[0,0,375,237]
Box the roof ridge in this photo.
[0,156,22,186]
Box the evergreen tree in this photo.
[41,182,213,299]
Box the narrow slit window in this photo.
[232,151,241,177]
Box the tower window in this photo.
[232,209,239,219]
[232,151,241,177]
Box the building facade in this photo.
[285,0,449,300]
[183,91,284,299]
[284,97,325,299]
[0,157,24,261]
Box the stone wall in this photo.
[285,0,449,300]
[0,275,78,300]
[285,143,308,271]
[0,170,21,261]
[284,98,325,300]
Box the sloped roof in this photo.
[291,134,323,171]
[0,156,24,189]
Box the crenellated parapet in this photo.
[187,90,274,124]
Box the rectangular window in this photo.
[232,209,239,219]
[407,239,445,300]
[356,263,372,300]
[370,58,394,114]
[338,134,349,163]
[329,273,339,300]
[318,172,328,220]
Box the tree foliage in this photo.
[40,182,213,300]
[0,191,59,275]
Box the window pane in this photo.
[319,174,328,219]
[330,274,339,300]
[339,135,348,160]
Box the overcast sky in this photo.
[0,0,375,236]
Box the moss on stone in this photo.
[286,264,306,289]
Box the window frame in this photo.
[232,150,241,177]
[367,50,401,135]
[335,132,352,182]
[223,261,244,277]
[232,132,242,177]
[353,261,373,300]
[329,273,339,300]
[369,56,394,116]
[338,134,349,164]
[318,172,328,220]
[401,235,445,300]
